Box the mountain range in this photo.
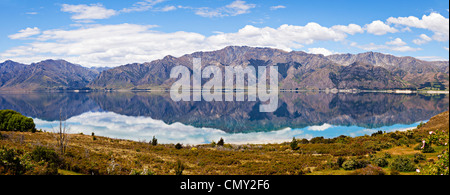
[1,46,448,91]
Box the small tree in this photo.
[217,138,224,147]
[290,137,298,150]
[150,136,158,146]
[175,143,183,149]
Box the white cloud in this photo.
[2,23,356,67]
[390,45,423,52]
[307,124,333,131]
[401,27,412,32]
[365,20,398,35]
[8,27,41,40]
[206,23,350,51]
[412,34,433,45]
[444,47,449,51]
[270,5,286,10]
[306,48,337,56]
[158,5,177,12]
[60,1,173,20]
[386,38,407,46]
[415,56,448,61]
[195,7,223,17]
[352,42,422,52]
[226,0,256,16]
[331,24,364,35]
[387,12,449,41]
[194,0,256,17]
[61,3,117,21]
[120,0,166,13]
[25,12,38,15]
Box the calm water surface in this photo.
[0,92,448,144]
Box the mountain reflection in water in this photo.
[0,92,448,144]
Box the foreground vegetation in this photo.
[0,111,448,175]
[0,110,36,133]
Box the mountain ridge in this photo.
[1,46,449,91]
[0,59,98,91]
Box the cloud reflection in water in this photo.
[33,111,423,145]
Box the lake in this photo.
[0,91,448,144]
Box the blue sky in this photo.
[0,0,448,67]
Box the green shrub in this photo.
[342,158,369,170]
[371,131,383,137]
[421,143,435,153]
[290,137,299,150]
[356,159,369,169]
[413,143,422,150]
[30,146,60,165]
[417,122,425,129]
[0,147,28,175]
[373,157,389,167]
[342,159,357,170]
[389,133,403,140]
[336,157,345,168]
[413,153,426,163]
[175,143,183,150]
[150,136,158,146]
[391,156,415,172]
[405,130,414,139]
[299,138,309,144]
[310,136,334,144]
[217,138,224,147]
[0,110,36,132]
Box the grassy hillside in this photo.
[1,111,448,175]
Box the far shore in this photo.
[0,87,449,95]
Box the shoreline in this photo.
[1,89,449,94]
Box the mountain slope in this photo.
[327,52,449,89]
[0,60,99,91]
[0,60,27,87]
[329,62,408,90]
[89,46,340,90]
[89,46,448,90]
[327,52,449,73]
